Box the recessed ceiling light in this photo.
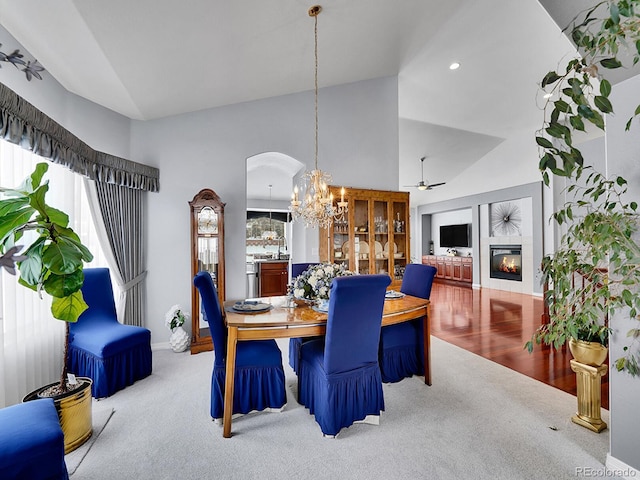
[449,62,460,70]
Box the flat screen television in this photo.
[439,223,471,248]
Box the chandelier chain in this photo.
[290,5,347,229]
[314,12,319,170]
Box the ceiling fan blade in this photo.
[426,182,446,189]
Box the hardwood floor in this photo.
[429,282,609,410]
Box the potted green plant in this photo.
[527,0,640,378]
[0,162,94,452]
[527,170,639,365]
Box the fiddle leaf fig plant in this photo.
[528,0,640,376]
[0,162,93,391]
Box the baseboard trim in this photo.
[606,453,640,480]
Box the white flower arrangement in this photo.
[292,263,354,300]
[165,304,190,330]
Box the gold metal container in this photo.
[24,377,93,453]
[568,338,608,366]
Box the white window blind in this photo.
[0,139,109,407]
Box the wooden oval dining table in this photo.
[221,294,431,438]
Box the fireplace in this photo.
[490,245,522,281]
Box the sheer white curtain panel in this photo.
[0,140,109,407]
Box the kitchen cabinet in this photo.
[258,261,289,297]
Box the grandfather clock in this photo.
[189,188,225,353]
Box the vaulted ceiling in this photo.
[0,0,587,202]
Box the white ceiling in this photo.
[0,0,582,203]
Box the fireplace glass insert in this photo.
[489,245,522,281]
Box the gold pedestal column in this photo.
[570,359,607,433]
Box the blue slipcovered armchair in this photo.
[298,274,390,436]
[379,263,437,383]
[68,268,152,398]
[193,271,286,419]
[0,398,68,480]
[288,262,319,374]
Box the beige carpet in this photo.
[69,337,618,479]
[65,404,114,475]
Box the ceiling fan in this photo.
[404,156,446,191]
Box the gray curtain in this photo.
[91,181,147,327]
[0,82,159,191]
[0,81,158,327]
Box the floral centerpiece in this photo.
[292,263,354,301]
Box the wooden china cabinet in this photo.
[189,188,225,354]
[319,187,410,289]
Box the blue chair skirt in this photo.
[379,322,424,383]
[288,336,322,375]
[299,340,385,436]
[210,339,286,419]
[288,337,303,374]
[68,341,152,398]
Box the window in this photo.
[246,211,289,261]
[0,139,109,407]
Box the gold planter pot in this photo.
[568,338,608,366]
[23,377,93,453]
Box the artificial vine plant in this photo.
[528,0,640,375]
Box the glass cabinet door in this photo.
[196,235,219,330]
[353,199,370,274]
[332,216,350,268]
[373,199,389,275]
[391,201,408,281]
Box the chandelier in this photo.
[290,5,347,229]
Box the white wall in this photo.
[605,74,640,474]
[0,26,132,158]
[417,128,543,205]
[131,76,399,342]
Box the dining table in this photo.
[221,293,431,438]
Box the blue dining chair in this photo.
[68,268,152,398]
[288,262,320,375]
[291,262,318,278]
[378,263,437,383]
[193,271,287,420]
[298,274,391,436]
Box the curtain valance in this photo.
[0,82,159,192]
